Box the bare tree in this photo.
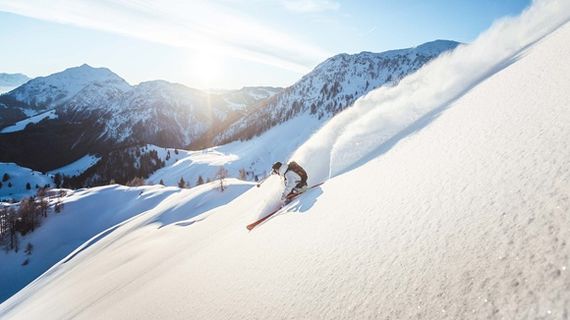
[238,168,247,180]
[216,166,229,192]
[24,242,33,255]
[54,190,66,213]
[126,177,146,187]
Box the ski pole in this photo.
[256,173,273,188]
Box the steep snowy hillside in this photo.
[213,40,459,145]
[0,73,29,94]
[0,163,52,201]
[1,1,568,319]
[0,109,57,134]
[62,145,192,188]
[47,155,101,177]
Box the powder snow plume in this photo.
[291,0,570,183]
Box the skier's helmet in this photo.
[272,162,282,174]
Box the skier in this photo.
[271,161,308,201]
[247,161,319,230]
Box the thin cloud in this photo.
[280,0,340,13]
[0,0,331,73]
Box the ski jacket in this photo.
[279,162,307,200]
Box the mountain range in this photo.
[0,65,280,172]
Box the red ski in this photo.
[246,182,324,231]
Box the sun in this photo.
[189,50,223,88]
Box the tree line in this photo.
[0,188,65,255]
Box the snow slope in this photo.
[1,1,568,318]
[47,154,101,177]
[0,109,57,134]
[0,180,253,304]
[0,163,52,201]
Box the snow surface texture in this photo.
[47,154,101,177]
[0,163,52,201]
[0,110,58,133]
[0,180,253,304]
[1,1,569,318]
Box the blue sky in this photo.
[0,0,530,90]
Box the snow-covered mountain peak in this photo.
[35,64,124,87]
[315,39,459,72]
[414,39,462,54]
[133,80,202,97]
[5,64,128,109]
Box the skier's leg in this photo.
[291,182,308,195]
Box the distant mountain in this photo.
[0,73,29,94]
[0,73,29,87]
[212,40,460,145]
[0,65,281,171]
[5,65,126,109]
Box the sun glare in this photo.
[189,50,223,88]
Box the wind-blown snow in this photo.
[47,154,101,177]
[0,110,58,133]
[292,0,570,184]
[1,1,570,318]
